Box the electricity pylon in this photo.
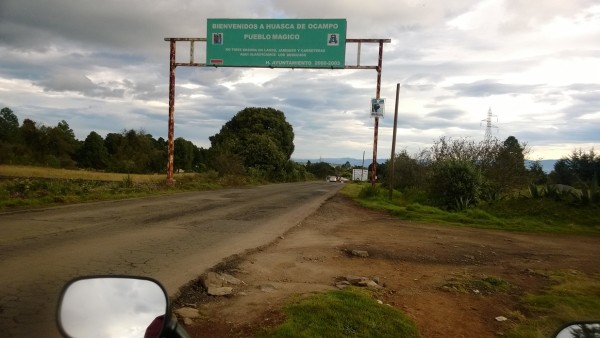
[480,107,498,141]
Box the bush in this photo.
[429,160,481,210]
[359,184,381,198]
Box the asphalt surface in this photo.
[0,181,343,337]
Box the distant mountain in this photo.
[293,157,387,167]
[296,158,558,173]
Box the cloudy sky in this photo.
[1,0,598,161]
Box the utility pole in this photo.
[388,83,400,200]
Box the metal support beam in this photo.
[371,40,385,186]
[166,39,176,186]
[163,37,390,185]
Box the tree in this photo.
[368,161,386,181]
[550,159,576,186]
[77,131,109,169]
[104,129,162,173]
[208,107,295,179]
[429,160,481,210]
[550,148,599,188]
[386,150,429,191]
[527,160,547,185]
[46,120,79,167]
[426,136,501,168]
[174,137,196,172]
[0,107,22,164]
[20,118,45,163]
[0,107,20,143]
[306,161,335,179]
[566,148,599,186]
[487,136,528,192]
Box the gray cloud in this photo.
[38,70,125,98]
[446,80,543,97]
[1,0,598,160]
[427,108,466,120]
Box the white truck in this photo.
[352,169,369,182]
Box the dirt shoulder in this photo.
[178,194,599,337]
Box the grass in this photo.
[509,270,600,338]
[0,165,247,211]
[0,164,166,182]
[341,183,600,235]
[259,288,419,338]
[441,272,513,295]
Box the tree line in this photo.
[378,136,599,209]
[2,106,597,192]
[1,107,194,173]
[0,106,313,181]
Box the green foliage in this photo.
[429,160,481,210]
[0,107,20,143]
[386,149,429,191]
[121,175,134,188]
[509,270,600,338]
[343,184,600,234]
[77,131,109,169]
[262,288,419,338]
[442,273,512,295]
[529,183,541,199]
[479,179,504,203]
[0,171,250,211]
[208,107,294,181]
[527,160,548,185]
[305,161,335,179]
[174,137,196,172]
[358,184,381,198]
[209,151,246,176]
[550,149,599,188]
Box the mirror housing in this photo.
[57,276,169,338]
[553,321,600,338]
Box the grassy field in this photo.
[509,270,600,338]
[341,183,600,235]
[0,165,167,182]
[0,165,249,211]
[259,288,419,338]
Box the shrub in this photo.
[429,160,481,210]
[359,184,381,198]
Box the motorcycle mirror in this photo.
[553,321,600,338]
[57,276,168,338]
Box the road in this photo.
[0,181,343,337]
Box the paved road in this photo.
[0,181,343,337]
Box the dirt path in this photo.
[181,194,599,338]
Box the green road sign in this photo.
[206,19,347,68]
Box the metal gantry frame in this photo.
[164,37,391,185]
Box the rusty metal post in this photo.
[166,39,176,186]
[371,40,385,186]
[389,83,400,200]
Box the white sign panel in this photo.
[352,169,369,181]
[371,98,385,117]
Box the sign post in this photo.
[164,25,390,186]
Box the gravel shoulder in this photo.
[179,193,600,337]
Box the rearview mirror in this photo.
[57,276,168,338]
[554,321,600,338]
